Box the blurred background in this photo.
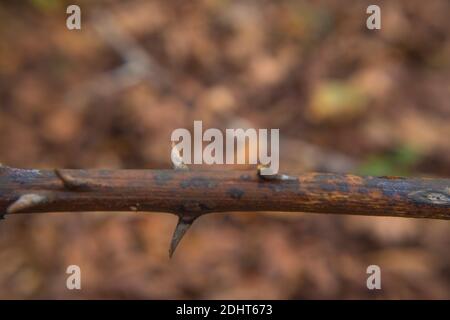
[0,0,449,299]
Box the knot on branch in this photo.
[408,190,450,206]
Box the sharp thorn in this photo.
[169,217,194,258]
[7,194,48,214]
[55,169,91,190]
[257,164,296,181]
[257,163,273,178]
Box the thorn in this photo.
[55,169,92,191]
[169,217,194,258]
[171,142,189,171]
[257,164,297,181]
[7,194,48,214]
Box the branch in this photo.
[0,164,449,256]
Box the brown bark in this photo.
[1,166,449,256]
[1,166,449,219]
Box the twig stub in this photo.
[7,193,49,214]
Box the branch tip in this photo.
[7,194,48,214]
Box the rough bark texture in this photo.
[1,166,449,220]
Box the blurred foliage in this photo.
[358,145,422,176]
[308,81,369,122]
[29,0,62,12]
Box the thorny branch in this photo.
[0,162,449,257]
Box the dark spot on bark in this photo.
[97,169,113,179]
[316,183,339,193]
[154,171,172,186]
[180,177,217,189]
[311,174,352,193]
[357,187,370,194]
[178,200,215,216]
[336,182,350,193]
[368,178,414,197]
[257,179,300,193]
[199,202,215,212]
[228,188,245,200]
[179,201,202,214]
[381,187,397,197]
[9,169,41,184]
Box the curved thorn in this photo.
[257,164,296,181]
[257,163,273,179]
[7,194,48,214]
[55,169,91,190]
[169,217,194,258]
